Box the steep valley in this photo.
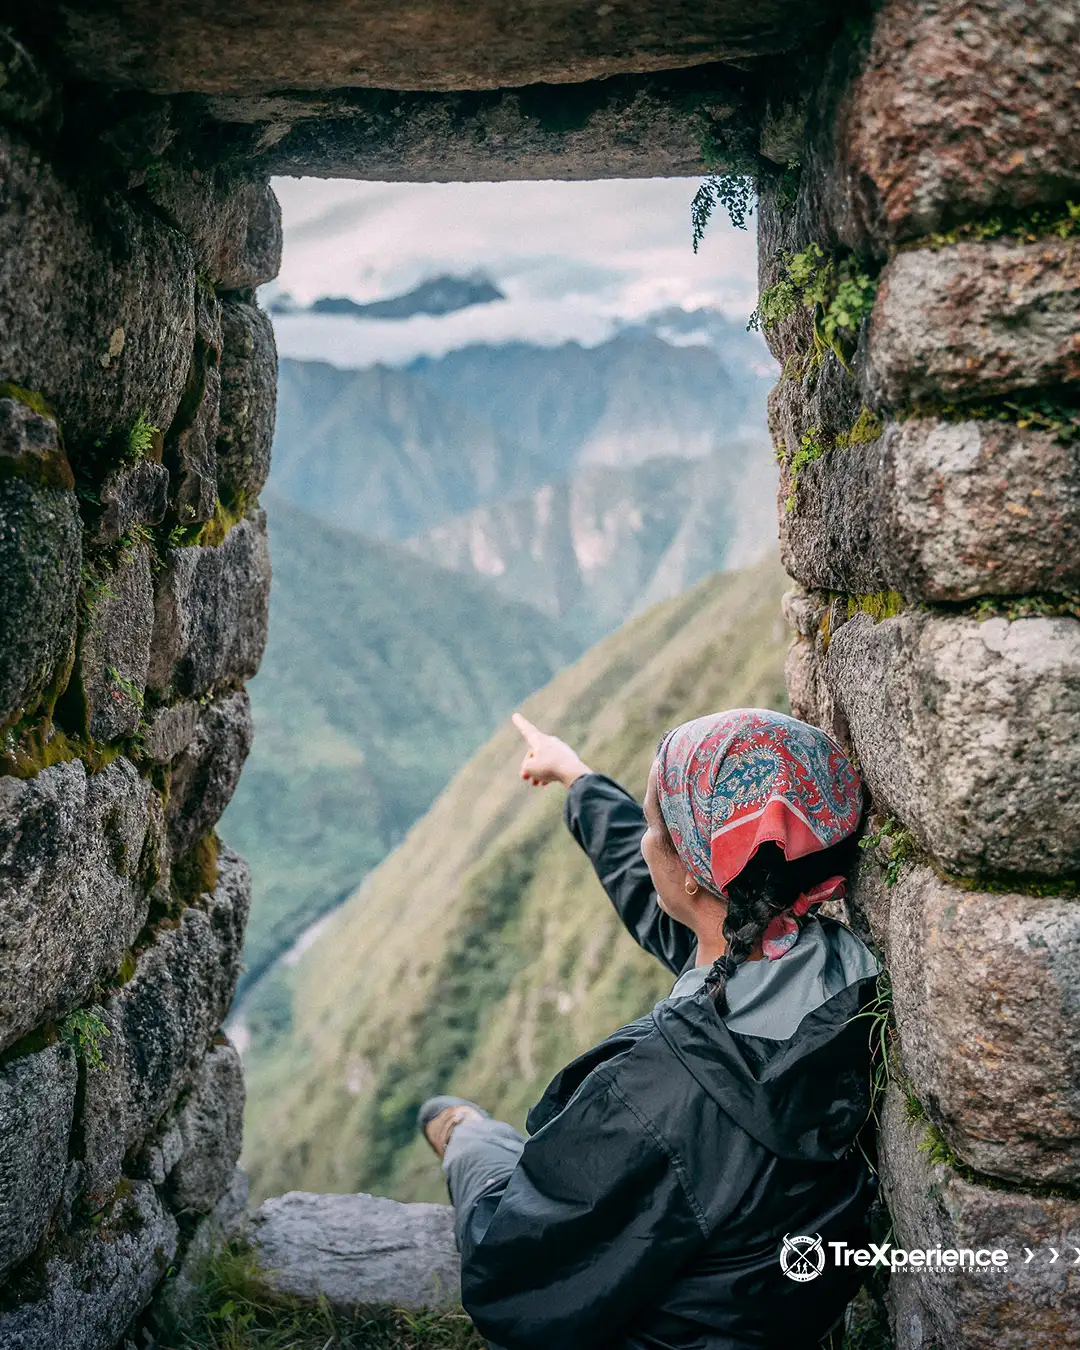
[240,561,790,1205]
[220,495,579,996]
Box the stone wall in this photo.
[770,4,1080,1345]
[2,1,1080,1345]
[0,76,280,1346]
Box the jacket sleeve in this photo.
[565,772,696,975]
[458,1067,707,1350]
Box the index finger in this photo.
[511,712,543,748]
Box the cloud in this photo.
[268,176,761,367]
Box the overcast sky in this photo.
[268,177,762,368]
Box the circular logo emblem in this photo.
[780,1233,825,1283]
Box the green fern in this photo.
[60,1008,111,1070]
[859,818,915,888]
[126,413,159,462]
[691,174,755,250]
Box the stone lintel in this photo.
[43,2,839,96]
[209,70,747,182]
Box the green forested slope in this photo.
[220,495,578,995]
[241,562,790,1203]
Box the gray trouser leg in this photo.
[442,1117,524,1350]
[442,1116,525,1249]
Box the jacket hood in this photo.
[652,922,880,1163]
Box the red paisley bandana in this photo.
[656,709,863,960]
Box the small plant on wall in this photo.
[750,242,878,369]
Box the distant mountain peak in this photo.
[269,274,505,321]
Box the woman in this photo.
[418,708,880,1350]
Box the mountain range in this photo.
[268,319,777,638]
[238,561,791,1205]
[225,309,780,1030]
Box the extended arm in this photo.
[511,714,696,975]
[566,773,696,975]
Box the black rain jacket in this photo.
[459,774,879,1350]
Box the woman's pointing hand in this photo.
[512,713,593,789]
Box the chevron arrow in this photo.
[1073,1249,1080,1264]
[1023,1248,1035,1264]
[1049,1248,1060,1263]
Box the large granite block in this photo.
[0,758,151,1052]
[0,400,81,728]
[80,848,250,1206]
[0,1181,177,1350]
[167,1040,246,1214]
[866,238,1080,408]
[165,284,223,528]
[782,418,1080,602]
[87,459,169,547]
[165,689,253,856]
[0,1043,76,1279]
[856,862,1080,1185]
[818,0,1080,249]
[250,1192,460,1311]
[880,1087,1080,1350]
[823,611,1080,877]
[0,128,195,446]
[146,510,271,700]
[216,299,276,507]
[148,168,282,291]
[75,543,155,742]
[140,699,201,766]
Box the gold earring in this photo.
[684,877,699,896]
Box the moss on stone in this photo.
[859,815,916,887]
[113,950,138,986]
[751,243,879,370]
[834,407,884,449]
[782,409,883,515]
[171,833,221,906]
[920,199,1080,251]
[0,714,124,779]
[943,869,1080,900]
[0,383,75,491]
[783,425,827,514]
[958,593,1080,622]
[195,494,249,548]
[907,390,1080,446]
[847,591,906,623]
[0,381,56,420]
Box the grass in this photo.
[240,562,791,1204]
[159,1242,485,1350]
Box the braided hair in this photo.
[701,835,861,1014]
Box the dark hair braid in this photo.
[703,834,861,1016]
